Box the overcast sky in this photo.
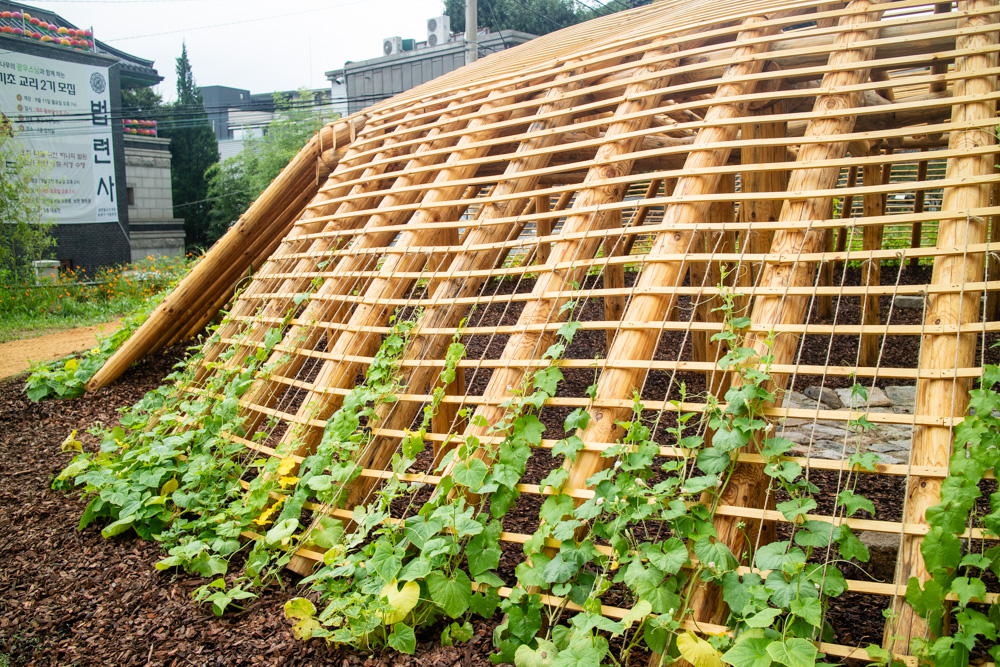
[38,0,447,100]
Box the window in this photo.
[126,187,135,206]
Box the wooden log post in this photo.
[835,165,859,276]
[885,0,998,652]
[739,104,789,289]
[339,63,639,509]
[280,91,522,574]
[909,160,929,269]
[686,0,885,629]
[229,105,478,433]
[536,193,552,264]
[988,179,1000,321]
[434,42,686,492]
[85,117,367,391]
[860,144,888,368]
[523,19,798,655]
[692,174,736,395]
[603,209,626,352]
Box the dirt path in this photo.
[0,320,121,379]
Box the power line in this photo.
[503,0,568,31]
[102,0,371,41]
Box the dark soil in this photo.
[0,350,496,667]
[2,262,994,665]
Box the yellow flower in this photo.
[276,457,296,476]
[279,476,300,487]
[253,496,286,526]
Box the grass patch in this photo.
[0,254,196,344]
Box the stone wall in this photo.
[123,136,185,262]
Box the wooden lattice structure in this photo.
[90,0,1000,661]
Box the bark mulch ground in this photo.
[2,263,993,665]
[0,349,492,667]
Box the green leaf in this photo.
[557,320,582,343]
[515,640,558,667]
[793,520,836,549]
[837,489,875,517]
[745,607,782,628]
[381,579,420,625]
[264,518,299,547]
[777,497,817,523]
[621,599,652,631]
[837,526,870,563]
[543,553,579,584]
[532,367,563,396]
[512,414,546,446]
[100,515,135,538]
[950,576,987,607]
[370,540,402,583]
[646,537,689,575]
[452,458,489,489]
[722,637,772,667]
[754,541,793,571]
[765,638,817,667]
[697,447,731,475]
[564,408,590,432]
[694,538,738,572]
[790,597,823,627]
[922,526,962,575]
[426,569,472,618]
[388,623,416,654]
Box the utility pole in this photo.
[465,0,478,64]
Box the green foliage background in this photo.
[0,132,55,284]
[204,91,338,241]
[442,0,619,36]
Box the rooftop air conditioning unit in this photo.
[382,36,403,56]
[426,15,450,47]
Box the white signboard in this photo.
[0,50,117,224]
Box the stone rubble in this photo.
[777,384,917,465]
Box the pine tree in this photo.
[159,43,218,248]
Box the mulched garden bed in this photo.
[1,262,993,666]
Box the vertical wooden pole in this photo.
[909,160,929,269]
[835,165,859,277]
[85,118,368,391]
[739,103,788,288]
[692,173,736,394]
[536,194,552,264]
[688,0,885,628]
[860,145,887,367]
[603,209,626,352]
[988,179,1000,321]
[437,42,685,485]
[885,0,997,652]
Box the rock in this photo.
[884,385,916,408]
[868,441,910,454]
[809,422,851,439]
[875,453,904,465]
[857,531,901,582]
[893,295,925,310]
[781,390,816,410]
[835,386,894,409]
[803,385,842,409]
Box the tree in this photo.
[120,86,163,116]
[443,0,613,37]
[205,91,338,242]
[0,130,55,284]
[158,43,218,249]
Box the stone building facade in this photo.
[124,136,185,261]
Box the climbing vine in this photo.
[61,274,997,667]
[900,363,1000,667]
